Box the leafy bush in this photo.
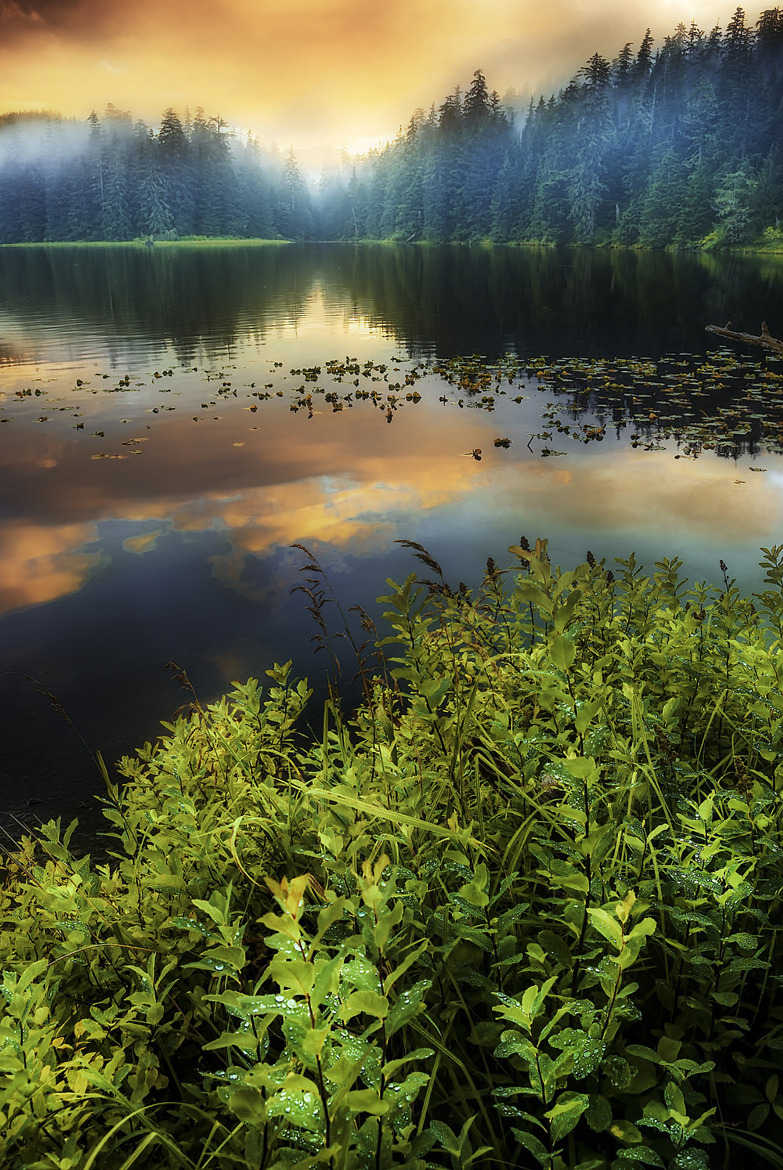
[3,541,783,1168]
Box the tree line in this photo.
[1,6,783,248]
[324,5,783,247]
[0,106,316,243]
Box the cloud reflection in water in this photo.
[2,399,780,620]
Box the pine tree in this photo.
[278,147,314,238]
[724,6,753,59]
[756,7,783,57]
[636,29,655,76]
[464,70,491,124]
[714,161,757,242]
[579,53,612,89]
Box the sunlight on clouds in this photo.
[0,0,740,163]
[477,450,783,540]
[123,529,164,556]
[173,469,460,600]
[0,439,777,617]
[205,648,262,688]
[0,520,100,613]
[0,2,43,25]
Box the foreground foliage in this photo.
[3,540,783,1168]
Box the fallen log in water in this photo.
[705,320,783,354]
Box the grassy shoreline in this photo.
[0,236,291,249]
[2,235,783,257]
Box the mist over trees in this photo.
[1,6,782,248]
[327,5,783,248]
[0,106,316,243]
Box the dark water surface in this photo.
[2,241,783,835]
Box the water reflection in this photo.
[2,241,783,830]
[3,358,779,627]
[0,519,101,612]
[2,242,783,368]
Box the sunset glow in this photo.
[0,0,742,165]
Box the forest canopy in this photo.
[0,106,316,243]
[1,5,782,248]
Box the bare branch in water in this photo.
[705,320,783,354]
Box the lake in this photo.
[2,241,783,836]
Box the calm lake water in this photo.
[2,241,783,835]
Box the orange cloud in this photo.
[476,451,782,540]
[0,519,100,612]
[0,396,491,614]
[0,2,43,26]
[1,402,776,619]
[0,1,739,159]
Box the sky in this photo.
[0,0,743,166]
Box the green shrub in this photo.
[2,541,783,1168]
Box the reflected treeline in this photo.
[327,245,731,357]
[0,244,315,365]
[2,242,783,362]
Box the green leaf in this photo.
[549,633,576,671]
[14,959,48,994]
[341,990,389,1021]
[545,1092,589,1143]
[420,676,452,707]
[494,1030,538,1064]
[205,990,278,1019]
[203,1030,258,1054]
[726,932,758,952]
[554,588,581,632]
[511,1128,550,1166]
[549,1029,605,1079]
[586,1093,612,1132]
[603,1057,633,1090]
[228,1088,268,1124]
[628,918,656,942]
[183,945,246,974]
[386,979,431,1038]
[610,1119,644,1145]
[664,1082,686,1118]
[382,1048,434,1078]
[748,1102,770,1130]
[613,1148,665,1167]
[344,1089,389,1115]
[313,897,348,946]
[372,899,404,951]
[563,756,598,779]
[586,908,623,950]
[311,953,344,1010]
[383,939,430,994]
[458,862,490,909]
[671,1151,710,1170]
[576,697,603,734]
[267,958,315,995]
[267,1087,324,1132]
[190,897,227,924]
[301,1027,329,1059]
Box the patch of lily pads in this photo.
[2,346,783,462]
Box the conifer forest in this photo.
[2,6,783,249]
